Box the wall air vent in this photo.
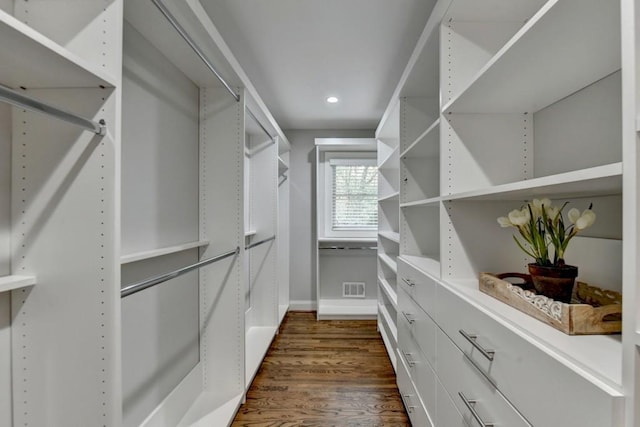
[343,282,366,298]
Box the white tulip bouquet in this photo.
[497,198,596,267]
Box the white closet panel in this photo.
[0,293,10,427]
[122,251,199,427]
[0,101,9,427]
[11,87,119,426]
[121,23,199,255]
[12,0,122,79]
[277,151,290,322]
[0,103,9,274]
[533,71,622,177]
[120,21,201,427]
[194,86,244,414]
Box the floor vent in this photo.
[343,282,366,298]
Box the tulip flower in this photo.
[498,199,595,266]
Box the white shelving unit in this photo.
[0,1,121,426]
[243,108,279,390]
[0,1,290,426]
[378,0,634,425]
[376,106,401,371]
[278,151,290,323]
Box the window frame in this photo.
[320,151,378,239]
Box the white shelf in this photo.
[317,299,378,320]
[444,162,622,202]
[244,230,257,238]
[278,304,288,325]
[378,191,400,202]
[400,197,441,208]
[121,240,209,264]
[378,275,398,308]
[0,275,36,293]
[378,253,398,274]
[379,146,400,170]
[178,392,244,427]
[443,0,620,114]
[378,231,400,243]
[400,119,440,158]
[378,312,398,372]
[245,326,277,389]
[442,278,623,393]
[378,301,398,343]
[400,255,441,280]
[318,237,377,243]
[0,9,116,88]
[278,156,289,176]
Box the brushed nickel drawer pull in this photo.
[402,311,415,324]
[458,392,494,427]
[402,351,417,367]
[402,393,416,413]
[402,277,415,287]
[459,329,495,361]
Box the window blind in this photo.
[331,162,378,231]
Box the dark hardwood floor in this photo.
[231,311,410,426]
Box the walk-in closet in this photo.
[2,0,640,426]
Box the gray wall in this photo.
[286,129,374,308]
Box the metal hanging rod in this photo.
[121,246,239,298]
[0,84,106,135]
[245,235,276,251]
[150,0,240,102]
[246,108,274,141]
[320,246,378,251]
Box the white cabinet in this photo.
[378,0,633,425]
[377,115,401,369]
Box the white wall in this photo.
[287,129,374,309]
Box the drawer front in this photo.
[397,317,437,418]
[398,287,436,366]
[436,378,468,427]
[436,328,531,427]
[396,350,433,427]
[398,257,437,317]
[436,283,621,427]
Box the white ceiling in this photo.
[199,0,435,130]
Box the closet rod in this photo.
[319,246,378,250]
[0,84,106,135]
[246,108,274,141]
[121,246,240,298]
[245,235,276,251]
[150,0,240,102]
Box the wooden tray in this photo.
[479,272,622,335]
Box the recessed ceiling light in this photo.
[326,96,339,104]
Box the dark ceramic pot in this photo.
[527,263,578,303]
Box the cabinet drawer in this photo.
[397,317,436,417]
[398,257,437,317]
[396,350,433,427]
[436,377,468,427]
[436,283,622,427]
[437,327,531,427]
[398,287,436,366]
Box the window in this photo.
[321,152,378,238]
[330,159,378,231]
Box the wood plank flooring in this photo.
[231,311,410,426]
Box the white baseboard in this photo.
[288,300,315,311]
